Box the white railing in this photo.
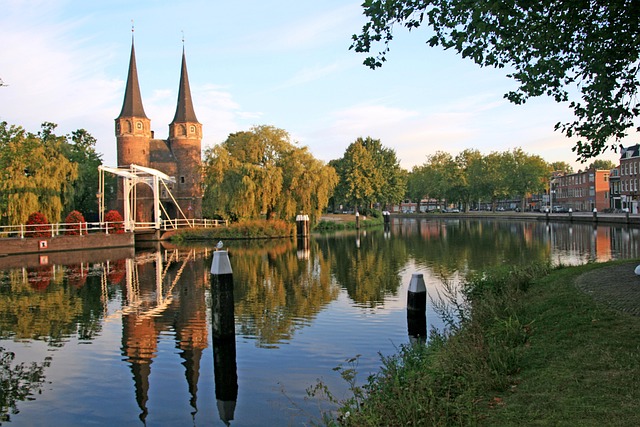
[0,218,227,238]
[0,221,126,238]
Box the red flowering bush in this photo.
[26,212,50,238]
[105,210,125,234]
[64,210,86,235]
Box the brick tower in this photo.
[115,37,202,222]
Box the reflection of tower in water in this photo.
[119,248,209,423]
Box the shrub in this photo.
[104,210,125,234]
[64,210,86,235]
[26,212,50,238]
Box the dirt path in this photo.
[575,261,640,316]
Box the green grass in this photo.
[313,261,640,426]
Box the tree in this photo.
[588,159,616,170]
[0,122,77,225]
[550,161,574,174]
[456,149,484,209]
[411,151,461,208]
[503,148,551,210]
[351,0,640,160]
[332,137,406,211]
[202,125,337,223]
[64,129,107,218]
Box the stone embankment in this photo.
[393,211,640,226]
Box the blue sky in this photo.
[0,0,623,170]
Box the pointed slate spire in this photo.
[118,36,148,119]
[171,47,199,124]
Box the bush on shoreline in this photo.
[313,216,384,231]
[171,218,295,242]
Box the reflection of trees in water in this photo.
[396,219,550,278]
[230,239,339,347]
[316,231,408,306]
[0,264,116,345]
[0,346,50,424]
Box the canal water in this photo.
[0,218,638,426]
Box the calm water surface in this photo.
[0,218,638,426]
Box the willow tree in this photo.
[0,122,77,225]
[202,125,337,223]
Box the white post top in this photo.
[408,273,426,293]
[211,250,233,275]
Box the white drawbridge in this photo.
[98,164,191,232]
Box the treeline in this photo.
[1,120,616,227]
[0,121,115,225]
[407,150,615,211]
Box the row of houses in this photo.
[553,144,640,214]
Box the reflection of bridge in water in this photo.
[88,246,236,424]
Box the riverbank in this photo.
[324,260,640,426]
[393,210,640,226]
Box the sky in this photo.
[0,0,626,172]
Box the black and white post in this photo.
[296,214,310,238]
[210,248,238,425]
[407,273,427,342]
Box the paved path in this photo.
[575,261,640,316]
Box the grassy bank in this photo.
[315,261,640,426]
[170,219,295,242]
[314,215,384,231]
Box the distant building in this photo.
[609,167,621,210]
[115,36,202,222]
[619,144,640,213]
[553,168,610,212]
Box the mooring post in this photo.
[383,210,390,231]
[568,207,573,222]
[407,273,427,341]
[210,249,238,424]
[296,214,309,237]
[592,207,598,223]
[355,210,360,229]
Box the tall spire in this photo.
[171,47,199,124]
[118,34,148,119]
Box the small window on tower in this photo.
[180,176,185,184]
[190,125,195,133]
[136,122,142,130]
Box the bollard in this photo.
[407,273,427,341]
[383,210,391,232]
[355,210,360,229]
[592,207,598,223]
[296,214,310,237]
[625,208,630,224]
[545,207,549,221]
[210,249,238,424]
[568,208,573,222]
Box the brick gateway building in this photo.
[115,36,202,223]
